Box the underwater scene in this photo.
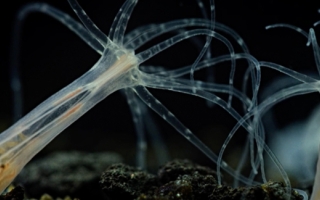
[1,0,320,199]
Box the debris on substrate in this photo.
[6,152,304,200]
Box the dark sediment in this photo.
[2,153,305,200]
[14,151,122,199]
[100,159,304,200]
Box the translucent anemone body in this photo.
[1,1,320,199]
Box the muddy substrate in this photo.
[3,152,304,200]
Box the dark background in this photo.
[1,0,320,177]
